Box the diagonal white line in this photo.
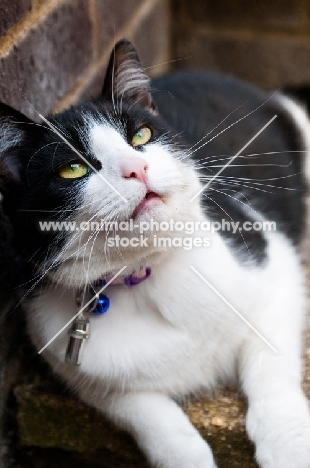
[38,266,127,354]
[189,114,278,203]
[23,97,128,203]
[190,266,278,354]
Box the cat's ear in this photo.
[0,103,33,188]
[101,39,158,114]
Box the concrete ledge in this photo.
[15,382,257,467]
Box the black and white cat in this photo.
[1,39,310,467]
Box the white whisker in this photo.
[189,115,278,202]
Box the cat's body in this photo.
[1,40,310,467]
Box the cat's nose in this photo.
[121,157,148,185]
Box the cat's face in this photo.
[0,40,202,288]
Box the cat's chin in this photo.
[132,192,165,219]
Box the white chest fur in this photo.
[26,228,306,398]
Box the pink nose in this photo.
[121,157,148,185]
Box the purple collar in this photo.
[94,266,151,288]
[90,267,151,315]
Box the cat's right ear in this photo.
[0,103,34,189]
[101,39,158,114]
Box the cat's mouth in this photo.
[133,191,165,218]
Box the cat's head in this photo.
[0,39,201,289]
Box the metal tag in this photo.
[65,316,90,365]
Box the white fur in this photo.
[275,94,310,178]
[0,122,23,154]
[25,114,310,467]
[275,93,310,258]
[0,122,23,180]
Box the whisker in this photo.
[199,162,293,169]
[193,149,306,165]
[188,92,279,157]
[202,192,253,259]
[206,185,263,221]
[207,178,276,195]
[189,115,278,202]
[188,101,248,152]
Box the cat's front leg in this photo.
[240,338,310,468]
[100,392,217,468]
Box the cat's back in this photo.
[152,70,300,158]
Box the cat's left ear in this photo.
[0,103,34,188]
[101,39,158,115]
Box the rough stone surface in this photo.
[0,0,92,120]
[73,0,169,107]
[93,0,146,55]
[171,0,310,90]
[0,0,32,37]
[131,0,169,73]
[174,31,310,89]
[14,381,256,467]
[180,0,308,32]
[14,447,148,468]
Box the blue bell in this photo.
[93,294,110,314]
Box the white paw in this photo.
[250,414,310,468]
[152,435,217,468]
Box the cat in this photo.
[1,38,310,468]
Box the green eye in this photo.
[131,126,152,147]
[59,162,89,179]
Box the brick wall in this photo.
[0,0,169,121]
[171,0,310,89]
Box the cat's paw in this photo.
[257,432,310,468]
[250,414,310,468]
[151,434,217,468]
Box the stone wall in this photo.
[0,0,169,121]
[171,0,310,89]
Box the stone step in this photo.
[13,330,310,468]
[14,382,256,467]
